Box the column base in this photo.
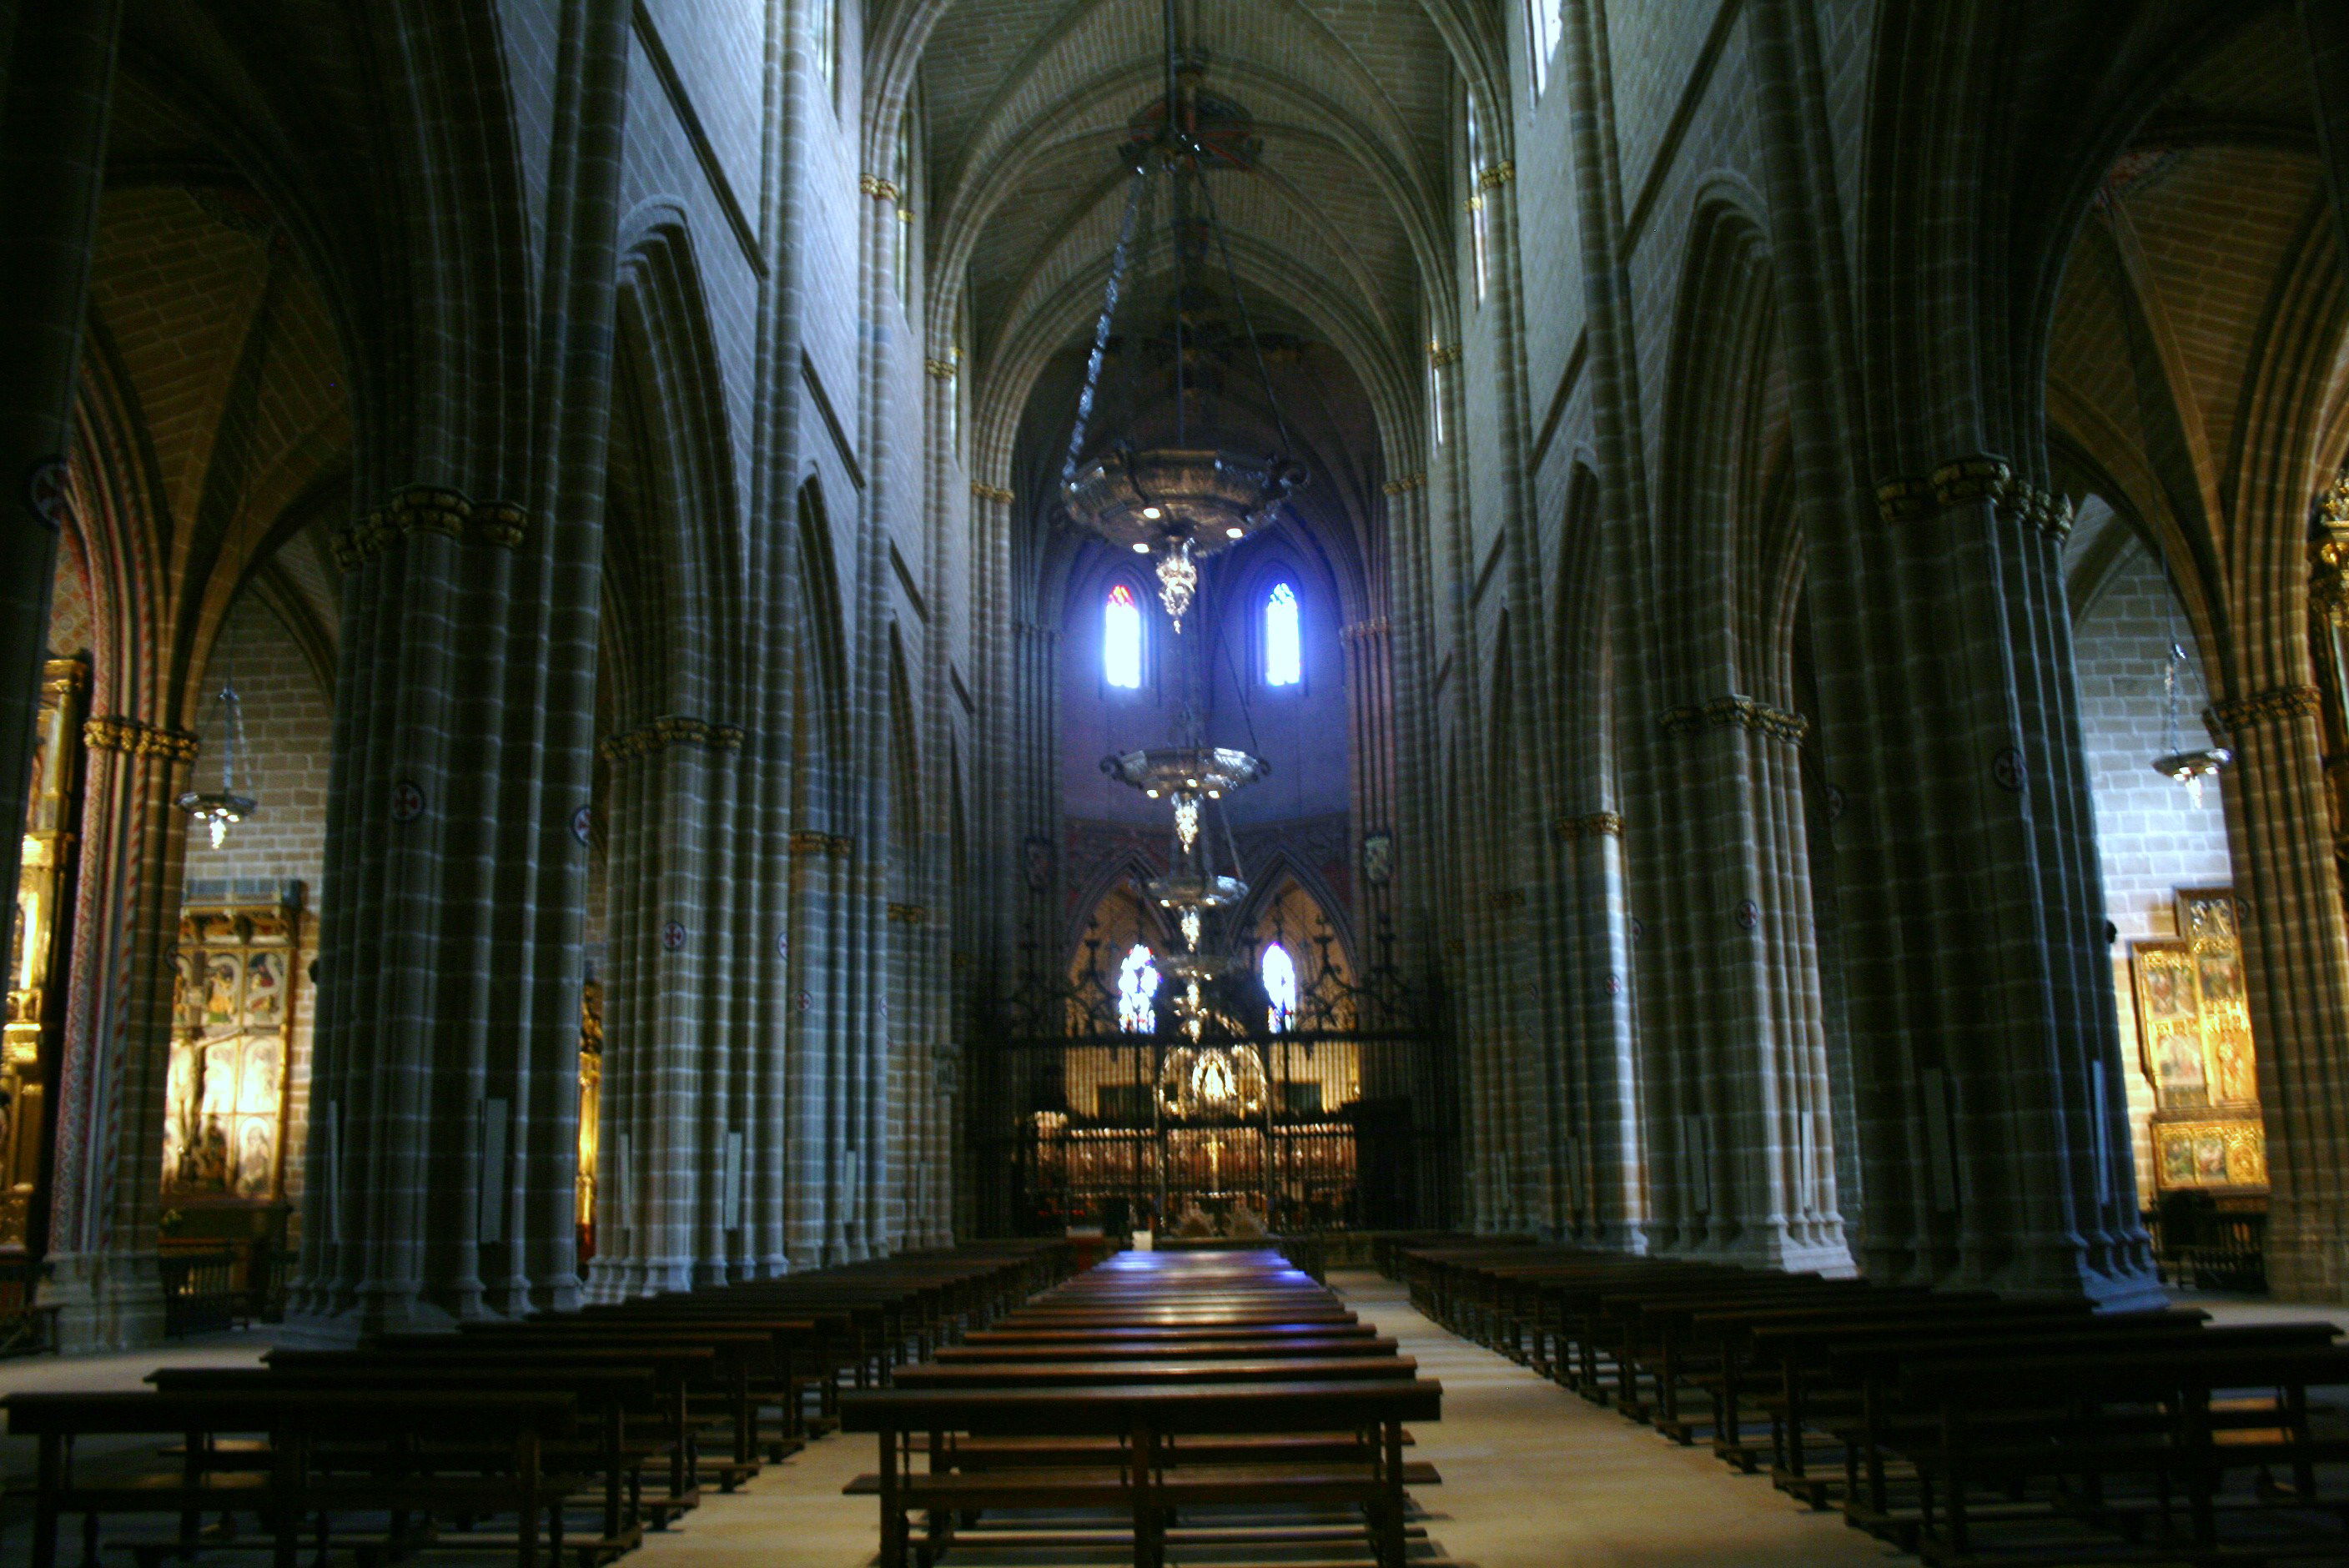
[42,1250,166,1353]
[278,1287,461,1347]
[1654,1226,1857,1279]
[1992,1239,2169,1313]
[2267,1225,2349,1305]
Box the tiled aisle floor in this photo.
[626,1269,1901,1567]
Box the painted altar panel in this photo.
[164,898,297,1200]
[2130,886,2265,1192]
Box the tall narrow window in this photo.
[1117,944,1160,1033]
[1527,0,1564,98]
[1428,347,1446,446]
[893,117,915,303]
[1265,581,1301,686]
[1261,942,1299,1033]
[1466,98,1489,304]
[814,0,837,97]
[1104,582,1143,689]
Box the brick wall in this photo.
[2072,530,2232,1196]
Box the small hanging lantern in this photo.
[2150,635,2228,809]
[176,677,258,848]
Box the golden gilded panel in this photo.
[2131,887,2266,1192]
[163,896,297,1202]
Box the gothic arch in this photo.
[1064,859,1177,985]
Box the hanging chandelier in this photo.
[2150,631,2228,809]
[1059,0,1306,630]
[176,677,258,849]
[1102,713,1266,1046]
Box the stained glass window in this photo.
[1104,582,1143,689]
[1265,581,1300,686]
[1262,942,1299,1033]
[1117,944,1160,1033]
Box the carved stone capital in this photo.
[334,485,528,570]
[1662,695,1808,746]
[83,715,199,762]
[1555,811,1624,842]
[2206,684,2323,737]
[596,715,747,763]
[970,482,1014,505]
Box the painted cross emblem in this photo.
[1629,917,1644,946]
[26,458,70,530]
[1603,972,1622,998]
[795,988,812,1013]
[389,781,425,822]
[661,921,687,952]
[571,804,593,846]
[1735,899,1759,932]
[775,930,790,960]
[1992,746,2026,793]
[1823,783,1847,822]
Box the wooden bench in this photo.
[5,1389,577,1568]
[842,1379,1441,1568]
[147,1364,659,1562]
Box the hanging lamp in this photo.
[176,676,258,848]
[1059,0,1306,630]
[2150,628,2228,808]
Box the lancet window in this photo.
[1105,581,1144,689]
[1262,941,1299,1033]
[1116,943,1160,1033]
[1265,581,1301,686]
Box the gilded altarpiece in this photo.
[577,978,601,1259]
[3,660,88,1252]
[163,896,299,1202]
[2131,887,2266,1191]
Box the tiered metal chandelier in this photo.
[1103,711,1270,1115]
[1059,0,1306,631]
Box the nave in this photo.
[0,1252,1904,1568]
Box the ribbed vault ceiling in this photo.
[916,0,1457,393]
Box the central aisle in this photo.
[629,1266,1899,1567]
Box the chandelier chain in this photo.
[1061,160,1153,489]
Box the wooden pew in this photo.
[843,1379,1442,1568]
[5,1389,576,1568]
[148,1364,658,1562]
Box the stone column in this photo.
[785,827,836,1264]
[45,716,194,1349]
[0,3,122,937]
[1556,809,1645,1246]
[2215,525,2349,1299]
[1631,700,1849,1272]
